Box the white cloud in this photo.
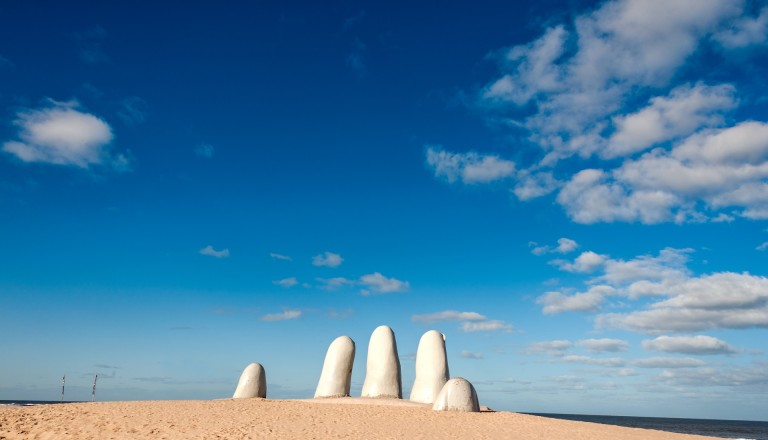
[513,171,559,200]
[598,272,768,333]
[757,242,768,251]
[557,168,682,224]
[537,285,613,314]
[713,7,768,48]
[554,238,579,254]
[260,309,302,322]
[658,362,768,387]
[460,320,513,333]
[577,338,629,353]
[642,335,736,355]
[563,355,626,367]
[461,0,768,224]
[316,277,356,290]
[529,242,549,256]
[312,252,343,268]
[552,251,607,273]
[606,83,737,158]
[525,340,573,356]
[599,247,691,287]
[199,245,230,258]
[481,0,742,164]
[270,252,293,261]
[412,310,488,323]
[273,277,299,288]
[358,272,410,294]
[2,100,118,168]
[533,245,768,340]
[530,238,579,255]
[632,357,707,368]
[460,350,484,360]
[426,147,515,184]
[559,121,768,224]
[483,25,567,105]
[412,309,513,333]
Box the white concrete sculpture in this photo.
[314,336,356,398]
[361,325,402,398]
[432,377,480,412]
[232,362,267,398]
[410,330,449,404]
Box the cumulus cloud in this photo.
[556,113,768,224]
[642,335,736,355]
[530,238,579,255]
[412,310,488,323]
[315,277,356,290]
[554,238,579,254]
[598,247,692,287]
[563,355,626,367]
[314,272,409,294]
[524,340,573,356]
[658,362,768,388]
[270,252,293,261]
[606,83,737,158]
[199,245,229,258]
[412,310,513,333]
[260,309,302,322]
[533,244,768,338]
[577,338,629,353]
[481,0,742,162]
[552,251,607,273]
[273,277,299,288]
[513,170,559,200]
[2,100,123,169]
[713,7,768,48]
[460,320,514,333]
[632,357,707,368]
[598,272,768,333]
[426,146,515,184]
[424,0,768,224]
[758,242,768,251]
[312,252,343,268]
[359,272,410,294]
[537,285,614,314]
[460,350,484,360]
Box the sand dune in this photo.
[0,398,719,439]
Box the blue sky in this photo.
[1,0,767,421]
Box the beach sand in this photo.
[0,398,720,439]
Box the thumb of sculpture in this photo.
[232,363,267,398]
[410,330,449,404]
[314,336,355,398]
[432,377,480,412]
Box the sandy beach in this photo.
[0,398,721,440]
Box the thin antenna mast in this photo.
[61,375,65,402]
[92,374,98,402]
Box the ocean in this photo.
[2,401,766,439]
[529,413,768,440]
[0,400,81,406]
